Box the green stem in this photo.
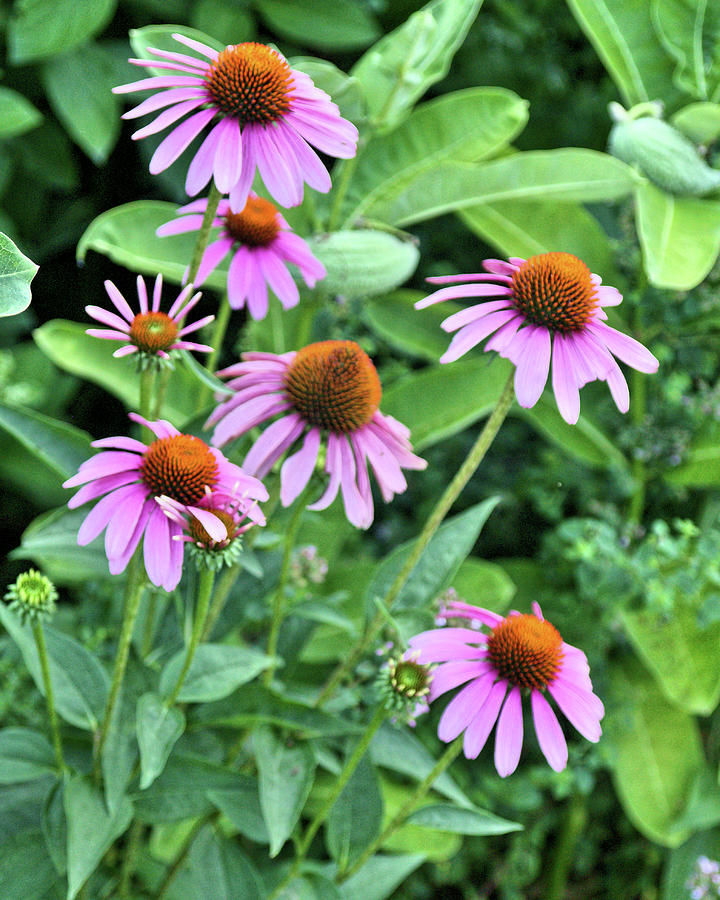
[31,619,65,772]
[269,706,387,899]
[263,498,306,686]
[94,551,145,778]
[201,561,241,642]
[337,734,464,881]
[328,154,358,232]
[151,366,171,420]
[315,372,516,707]
[269,296,285,354]
[204,294,232,377]
[629,366,647,524]
[138,366,156,442]
[187,182,223,287]
[545,792,587,900]
[119,820,143,897]
[165,567,215,707]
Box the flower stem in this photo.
[138,366,156,441]
[94,550,146,778]
[545,791,587,900]
[31,619,65,772]
[201,561,241,642]
[269,706,387,899]
[204,294,232,377]
[337,734,464,881]
[187,181,223,287]
[269,296,285,354]
[328,154,358,232]
[315,371,516,707]
[165,566,215,707]
[263,498,305,686]
[151,366,171,420]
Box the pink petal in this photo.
[531,690,568,772]
[132,98,206,140]
[227,246,255,310]
[511,325,551,408]
[212,117,243,193]
[121,87,208,119]
[416,283,513,310]
[258,248,299,308]
[307,431,342,511]
[85,305,131,332]
[77,485,146,545]
[587,321,659,373]
[103,281,135,320]
[441,299,514,333]
[463,680,507,759]
[250,126,302,208]
[242,413,305,478]
[494,686,524,777]
[438,672,496,742]
[428,660,493,702]
[440,310,517,363]
[143,504,171,589]
[280,427,320,506]
[149,108,217,174]
[185,120,226,195]
[170,32,220,60]
[551,332,581,424]
[547,680,603,742]
[187,506,228,541]
[195,237,233,286]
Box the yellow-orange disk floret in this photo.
[224,195,280,247]
[511,252,598,333]
[140,435,219,505]
[205,42,293,124]
[188,508,236,547]
[129,312,179,353]
[487,614,564,690]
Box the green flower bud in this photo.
[376,655,433,725]
[4,570,58,623]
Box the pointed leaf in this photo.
[0,400,92,479]
[189,826,264,900]
[338,853,425,900]
[159,644,275,703]
[0,830,60,900]
[326,752,382,871]
[7,0,117,64]
[0,728,56,784]
[653,0,720,100]
[0,233,37,317]
[255,0,379,52]
[137,693,185,790]
[406,803,522,835]
[0,87,42,139]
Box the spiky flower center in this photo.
[141,435,218,505]
[129,312,179,353]
[189,508,236,548]
[205,42,293,124]
[487,614,563,690]
[283,340,381,433]
[511,252,598,332]
[224,196,280,247]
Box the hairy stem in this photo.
[186,181,223,286]
[31,620,65,772]
[165,567,215,707]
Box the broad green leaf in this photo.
[207,785,269,845]
[406,803,522,835]
[566,0,681,107]
[342,87,529,225]
[255,0,380,52]
[622,605,720,715]
[326,753,382,871]
[190,0,256,47]
[179,350,233,396]
[665,443,720,486]
[364,290,462,362]
[368,150,638,228]
[606,658,704,847]
[189,826,264,900]
[64,776,133,900]
[0,233,37,317]
[12,120,80,192]
[33,319,202,422]
[673,768,720,832]
[0,401,92,480]
[0,87,42,138]
[0,728,56,783]
[338,854,426,900]
[42,780,67,875]
[459,199,621,287]
[0,830,60,900]
[159,644,275,703]
[351,0,482,133]
[0,606,109,731]
[0,778,54,839]
[7,0,117,65]
[451,558,516,613]
[42,43,121,164]
[101,677,138,816]
[255,727,316,857]
[635,180,720,289]
[652,0,720,100]
[136,693,185,790]
[129,24,224,70]
[672,101,720,142]
[367,497,500,612]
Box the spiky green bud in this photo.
[4,570,58,623]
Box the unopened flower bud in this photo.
[4,570,58,623]
[376,655,433,726]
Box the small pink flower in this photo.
[207,340,427,529]
[416,252,659,424]
[408,600,604,777]
[63,414,268,590]
[113,36,358,208]
[86,274,213,360]
[157,193,325,319]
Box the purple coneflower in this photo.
[63,414,267,590]
[85,274,213,361]
[157,193,325,319]
[206,341,426,529]
[408,599,604,777]
[114,36,358,208]
[416,252,658,424]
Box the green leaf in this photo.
[0,830,60,900]
[406,803,522,835]
[255,727,316,857]
[42,780,67,875]
[451,558,516,613]
[7,0,117,65]
[652,0,720,100]
[12,120,80,192]
[635,180,720,290]
[673,768,720,832]
[363,289,461,362]
[0,605,110,731]
[338,854,426,900]
[159,644,275,703]
[326,752,382,871]
[42,43,121,164]
[207,785,269,845]
[128,24,224,78]
[0,87,42,138]
[64,776,133,900]
[366,497,501,612]
[665,443,720,486]
[136,693,185,790]
[189,826,264,900]
[342,87,529,226]
[0,233,37,318]
[256,0,379,52]
[672,101,720,142]
[605,658,704,847]
[662,828,720,900]
[0,400,92,480]
[351,0,483,133]
[366,149,638,227]
[0,728,56,783]
[190,0,256,47]
[179,350,233,396]
[565,0,681,107]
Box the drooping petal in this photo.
[280,427,320,506]
[494,686,524,777]
[531,690,568,772]
[438,672,497,742]
[463,680,507,759]
[511,325,551,409]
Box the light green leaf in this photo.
[190,0,255,47]
[0,830,60,900]
[0,233,37,317]
[7,0,117,65]
[342,87,529,225]
[351,0,483,133]
[367,149,638,227]
[159,644,275,703]
[42,43,121,164]
[189,826,264,900]
[652,0,720,100]
[407,803,522,835]
[451,558,516,613]
[179,350,233,396]
[665,443,720,486]
[672,101,720,142]
[136,693,185,790]
[255,727,316,857]
[0,728,56,784]
[326,753,382,871]
[64,776,133,900]
[363,289,461,362]
[635,180,720,289]
[566,0,681,107]
[0,87,42,138]
[256,0,380,52]
[0,400,92,480]
[338,854,426,900]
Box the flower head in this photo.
[63,414,268,590]
[86,275,213,366]
[4,570,58,623]
[408,599,604,777]
[376,655,433,727]
[416,252,659,424]
[206,340,427,529]
[157,193,325,319]
[114,36,358,209]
